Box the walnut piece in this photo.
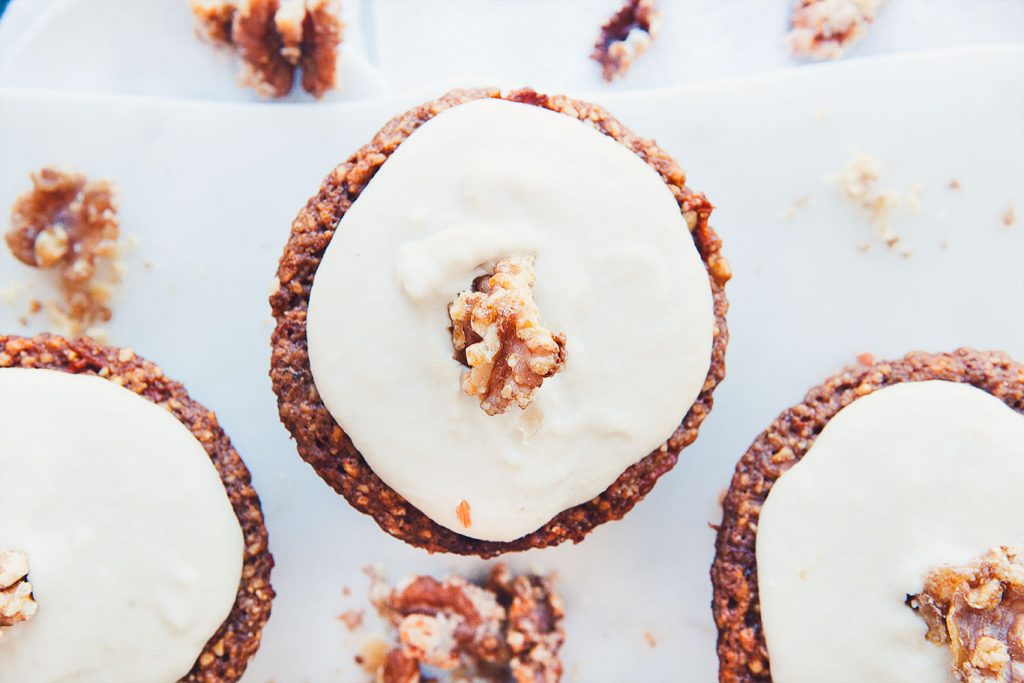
[0,548,37,639]
[591,0,662,82]
[908,546,1024,683]
[449,256,566,416]
[371,565,566,683]
[4,167,120,336]
[787,0,884,61]
[189,0,343,98]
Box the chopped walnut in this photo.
[189,0,343,98]
[370,565,566,683]
[908,546,1024,683]
[0,549,37,639]
[830,153,921,256]
[449,256,566,416]
[592,0,662,82]
[787,0,884,60]
[4,167,121,336]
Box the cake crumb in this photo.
[592,0,661,82]
[856,352,875,366]
[366,565,566,683]
[189,0,343,98]
[643,630,658,648]
[4,167,122,337]
[337,609,364,631]
[948,179,962,191]
[787,0,884,60]
[1001,204,1017,228]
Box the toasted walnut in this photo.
[908,546,1024,683]
[4,167,120,336]
[0,549,37,639]
[787,0,884,61]
[591,0,662,82]
[189,0,343,99]
[486,565,566,683]
[449,256,566,416]
[371,565,566,683]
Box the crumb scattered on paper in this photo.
[592,0,661,82]
[829,153,921,257]
[3,167,125,338]
[1001,204,1017,228]
[787,0,884,60]
[337,609,364,632]
[190,0,343,98]
[780,195,811,220]
[948,179,962,191]
[643,630,658,648]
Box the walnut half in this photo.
[190,0,343,99]
[0,548,37,639]
[449,256,566,416]
[908,546,1024,683]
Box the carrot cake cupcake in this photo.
[270,88,729,556]
[711,349,1024,682]
[0,334,273,683]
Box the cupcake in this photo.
[0,334,273,683]
[711,349,1024,682]
[271,88,729,556]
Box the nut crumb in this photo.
[643,630,658,648]
[856,352,875,366]
[592,0,661,82]
[907,546,1024,683]
[787,0,884,60]
[0,548,37,640]
[948,179,962,191]
[4,167,121,337]
[337,609,364,631]
[830,153,917,257]
[189,0,343,98]
[368,565,566,683]
[780,195,811,220]
[449,255,566,416]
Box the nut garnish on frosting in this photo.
[449,256,566,416]
[0,548,37,639]
[370,564,565,683]
[908,546,1024,683]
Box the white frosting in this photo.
[307,98,714,542]
[757,380,1024,683]
[0,368,244,683]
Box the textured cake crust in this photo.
[710,348,1024,682]
[0,334,274,683]
[270,87,730,557]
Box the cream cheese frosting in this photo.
[756,380,1024,683]
[306,98,714,542]
[0,368,244,683]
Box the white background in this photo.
[1,3,1023,683]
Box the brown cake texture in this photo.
[270,87,730,557]
[0,334,274,683]
[710,348,1024,683]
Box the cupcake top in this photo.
[755,380,1024,681]
[0,368,244,682]
[305,97,715,542]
